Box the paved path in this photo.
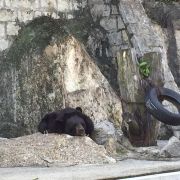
[124,171,180,180]
[0,159,180,180]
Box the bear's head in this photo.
[64,115,86,136]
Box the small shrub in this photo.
[138,59,151,78]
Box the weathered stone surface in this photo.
[115,0,180,147]
[1,132,179,169]
[57,0,79,12]
[143,2,180,139]
[90,4,110,22]
[0,0,4,7]
[117,49,141,103]
[62,37,123,139]
[0,9,17,21]
[174,29,180,75]
[100,17,117,31]
[172,126,180,139]
[108,31,122,46]
[10,0,34,9]
[0,133,116,167]
[17,10,34,22]
[161,136,180,158]
[60,37,122,120]
[0,15,123,143]
[0,38,9,51]
[118,16,125,29]
[116,1,163,147]
[34,11,42,18]
[158,124,173,140]
[0,0,179,151]
[6,22,20,36]
[143,0,180,87]
[92,120,116,145]
[119,0,162,55]
[0,23,5,37]
[116,138,180,160]
[117,50,164,102]
[41,0,57,10]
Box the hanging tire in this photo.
[145,87,180,126]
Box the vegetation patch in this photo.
[6,16,68,70]
[5,8,96,70]
[138,58,151,78]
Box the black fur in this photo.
[38,107,94,137]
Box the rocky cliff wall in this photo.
[0,0,179,146]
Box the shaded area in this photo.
[143,1,180,87]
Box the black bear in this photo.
[38,107,94,137]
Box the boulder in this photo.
[160,136,180,158]
[0,16,123,141]
[92,120,116,145]
[158,123,173,140]
[0,133,116,167]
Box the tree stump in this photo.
[117,49,164,146]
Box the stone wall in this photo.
[0,0,81,51]
[0,0,128,60]
[0,0,179,142]
[0,0,179,78]
[88,0,128,56]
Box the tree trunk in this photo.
[117,49,164,146]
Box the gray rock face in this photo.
[0,133,116,167]
[60,36,123,145]
[161,136,180,158]
[0,19,123,147]
[63,37,122,127]
[116,8,164,145]
[0,0,179,152]
[0,2,123,139]
[143,0,180,138]
[92,120,116,145]
[158,124,173,140]
[143,0,180,87]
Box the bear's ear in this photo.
[76,107,82,113]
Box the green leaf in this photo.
[139,62,147,67]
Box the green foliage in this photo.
[6,16,68,70]
[5,14,94,70]
[138,59,151,78]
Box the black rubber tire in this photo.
[145,87,180,126]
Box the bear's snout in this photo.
[75,124,86,136]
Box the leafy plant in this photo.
[138,59,151,78]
